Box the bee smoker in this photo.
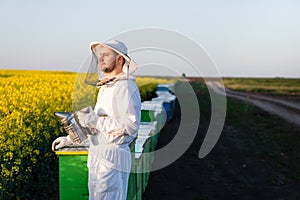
[54,112,92,144]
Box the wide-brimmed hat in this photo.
[90,40,136,74]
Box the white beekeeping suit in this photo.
[86,72,140,200]
[84,40,141,200]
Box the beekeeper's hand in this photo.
[76,111,99,129]
[52,136,72,152]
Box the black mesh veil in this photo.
[72,52,102,111]
[84,52,106,86]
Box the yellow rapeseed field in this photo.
[0,69,175,198]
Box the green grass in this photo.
[223,78,300,95]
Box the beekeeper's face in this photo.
[96,46,118,73]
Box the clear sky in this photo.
[0,0,299,77]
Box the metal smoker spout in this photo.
[54,112,72,121]
[54,111,89,144]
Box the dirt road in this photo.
[207,81,300,127]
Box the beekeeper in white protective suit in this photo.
[52,40,141,200]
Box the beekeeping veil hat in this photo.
[85,40,137,85]
[72,40,137,111]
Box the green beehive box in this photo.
[141,110,155,122]
[141,101,166,136]
[56,144,139,200]
[127,171,137,200]
[134,153,144,200]
[141,139,152,191]
[56,148,89,200]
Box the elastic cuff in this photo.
[66,135,73,144]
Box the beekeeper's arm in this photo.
[77,82,141,143]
